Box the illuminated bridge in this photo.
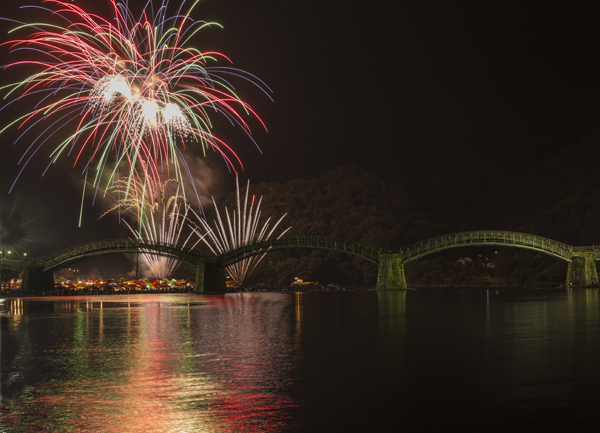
[219,236,380,266]
[400,231,579,262]
[1,239,218,293]
[2,231,598,291]
[221,231,598,289]
[391,231,598,289]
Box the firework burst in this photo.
[101,178,205,280]
[192,175,291,285]
[1,0,270,201]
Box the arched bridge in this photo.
[40,239,209,271]
[3,230,598,291]
[1,239,209,272]
[219,231,600,266]
[1,239,215,293]
[218,235,380,267]
[399,231,596,263]
[217,231,599,289]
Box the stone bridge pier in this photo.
[376,254,408,290]
[22,265,55,292]
[194,259,226,293]
[567,251,599,287]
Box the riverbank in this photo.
[1,284,578,298]
[229,283,374,292]
[0,284,375,297]
[0,287,191,298]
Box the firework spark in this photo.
[101,178,204,280]
[1,0,270,202]
[192,175,291,285]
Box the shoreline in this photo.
[1,285,578,299]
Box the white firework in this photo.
[102,179,204,280]
[193,175,291,285]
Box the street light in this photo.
[6,251,27,259]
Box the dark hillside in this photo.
[204,164,465,285]
[483,127,600,245]
[194,119,600,286]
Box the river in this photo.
[1,288,599,432]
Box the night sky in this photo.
[2,0,600,258]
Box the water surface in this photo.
[1,289,599,432]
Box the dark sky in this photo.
[2,0,600,256]
[207,0,600,181]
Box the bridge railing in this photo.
[0,258,30,271]
[572,245,600,260]
[572,246,600,252]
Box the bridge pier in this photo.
[567,252,598,287]
[22,265,54,292]
[376,254,408,290]
[194,259,226,293]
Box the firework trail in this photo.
[101,178,205,279]
[192,174,291,285]
[1,0,270,205]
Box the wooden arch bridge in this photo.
[2,231,598,292]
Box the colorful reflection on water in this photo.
[2,289,600,432]
[1,294,298,432]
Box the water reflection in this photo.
[2,289,600,432]
[1,294,298,432]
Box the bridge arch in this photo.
[40,239,205,271]
[218,235,380,267]
[400,231,576,263]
